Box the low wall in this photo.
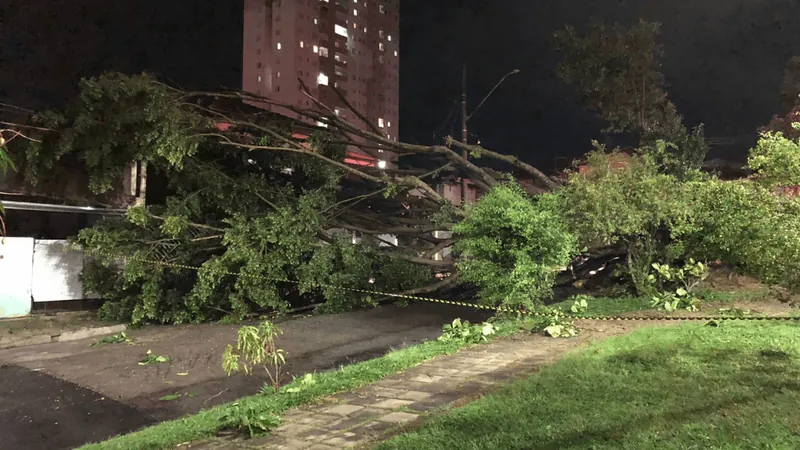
[0,238,97,319]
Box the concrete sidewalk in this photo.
[189,319,678,450]
[0,311,126,349]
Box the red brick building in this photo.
[243,0,400,168]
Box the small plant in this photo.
[222,320,286,393]
[543,312,579,338]
[518,309,579,338]
[159,392,184,401]
[138,349,170,366]
[568,295,590,314]
[438,318,496,344]
[220,402,281,438]
[648,259,708,312]
[284,373,317,394]
[91,331,133,346]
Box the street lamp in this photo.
[460,68,521,202]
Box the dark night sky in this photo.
[2,0,799,168]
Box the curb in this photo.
[0,324,127,349]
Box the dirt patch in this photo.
[0,365,155,450]
[703,266,765,292]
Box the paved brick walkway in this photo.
[189,320,672,450]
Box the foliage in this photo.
[747,126,800,188]
[6,72,441,325]
[554,20,666,135]
[20,73,208,194]
[90,331,132,347]
[438,318,496,345]
[682,178,800,293]
[222,320,286,393]
[554,20,707,177]
[557,149,692,293]
[569,296,589,314]
[283,373,317,394]
[557,138,800,297]
[297,235,431,314]
[220,402,281,438]
[647,259,708,312]
[138,349,170,366]
[518,309,578,338]
[780,56,800,112]
[453,183,577,309]
[543,316,578,338]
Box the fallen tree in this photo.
[2,72,559,323]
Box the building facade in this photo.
[243,0,400,167]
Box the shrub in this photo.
[648,259,708,312]
[438,318,496,345]
[453,183,577,309]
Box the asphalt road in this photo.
[0,302,490,450]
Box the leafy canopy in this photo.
[554,20,707,178]
[453,183,577,309]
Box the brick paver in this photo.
[186,319,674,449]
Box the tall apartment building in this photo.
[243,0,400,167]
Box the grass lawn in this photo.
[79,320,522,450]
[551,296,652,317]
[378,321,800,450]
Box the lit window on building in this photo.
[335,24,348,37]
[378,160,387,169]
[334,107,341,116]
[387,121,391,128]
[314,18,318,24]
[257,75,262,82]
[317,73,329,85]
[378,118,385,128]
[319,46,329,57]
[316,121,328,128]
[394,50,398,57]
[277,72,281,78]
[379,4,385,13]
[354,9,357,16]
[379,42,385,51]
[388,35,392,41]
[300,41,305,48]
[313,45,319,53]
[277,42,282,50]
[379,30,384,38]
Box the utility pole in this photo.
[458,67,519,203]
[460,65,469,204]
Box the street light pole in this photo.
[459,67,520,203]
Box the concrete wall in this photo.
[0,238,34,318]
[0,238,96,319]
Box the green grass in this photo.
[696,286,771,303]
[378,321,800,450]
[551,296,652,317]
[78,321,521,450]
